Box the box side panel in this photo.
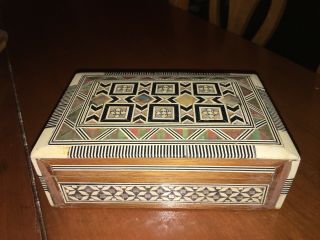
[275,160,300,208]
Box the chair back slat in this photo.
[252,0,287,45]
[169,0,287,46]
[209,0,220,26]
[226,0,260,35]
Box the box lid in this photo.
[31,72,300,171]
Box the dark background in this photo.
[190,0,320,71]
[0,0,319,71]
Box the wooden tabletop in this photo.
[1,0,320,239]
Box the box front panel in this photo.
[37,158,290,208]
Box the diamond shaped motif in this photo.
[175,93,196,107]
[90,95,111,105]
[133,94,153,105]
[220,95,240,105]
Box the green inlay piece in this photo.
[151,129,174,140]
[56,124,82,140]
[247,124,273,140]
[248,98,261,109]
[66,107,82,123]
[105,129,128,140]
[70,96,85,110]
[172,128,198,139]
[79,81,93,95]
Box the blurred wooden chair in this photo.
[0,29,8,53]
[170,0,287,46]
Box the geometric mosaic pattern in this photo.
[60,183,268,205]
[49,74,281,146]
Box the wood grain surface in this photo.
[0,55,41,239]
[2,0,320,239]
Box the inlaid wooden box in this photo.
[31,72,300,209]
